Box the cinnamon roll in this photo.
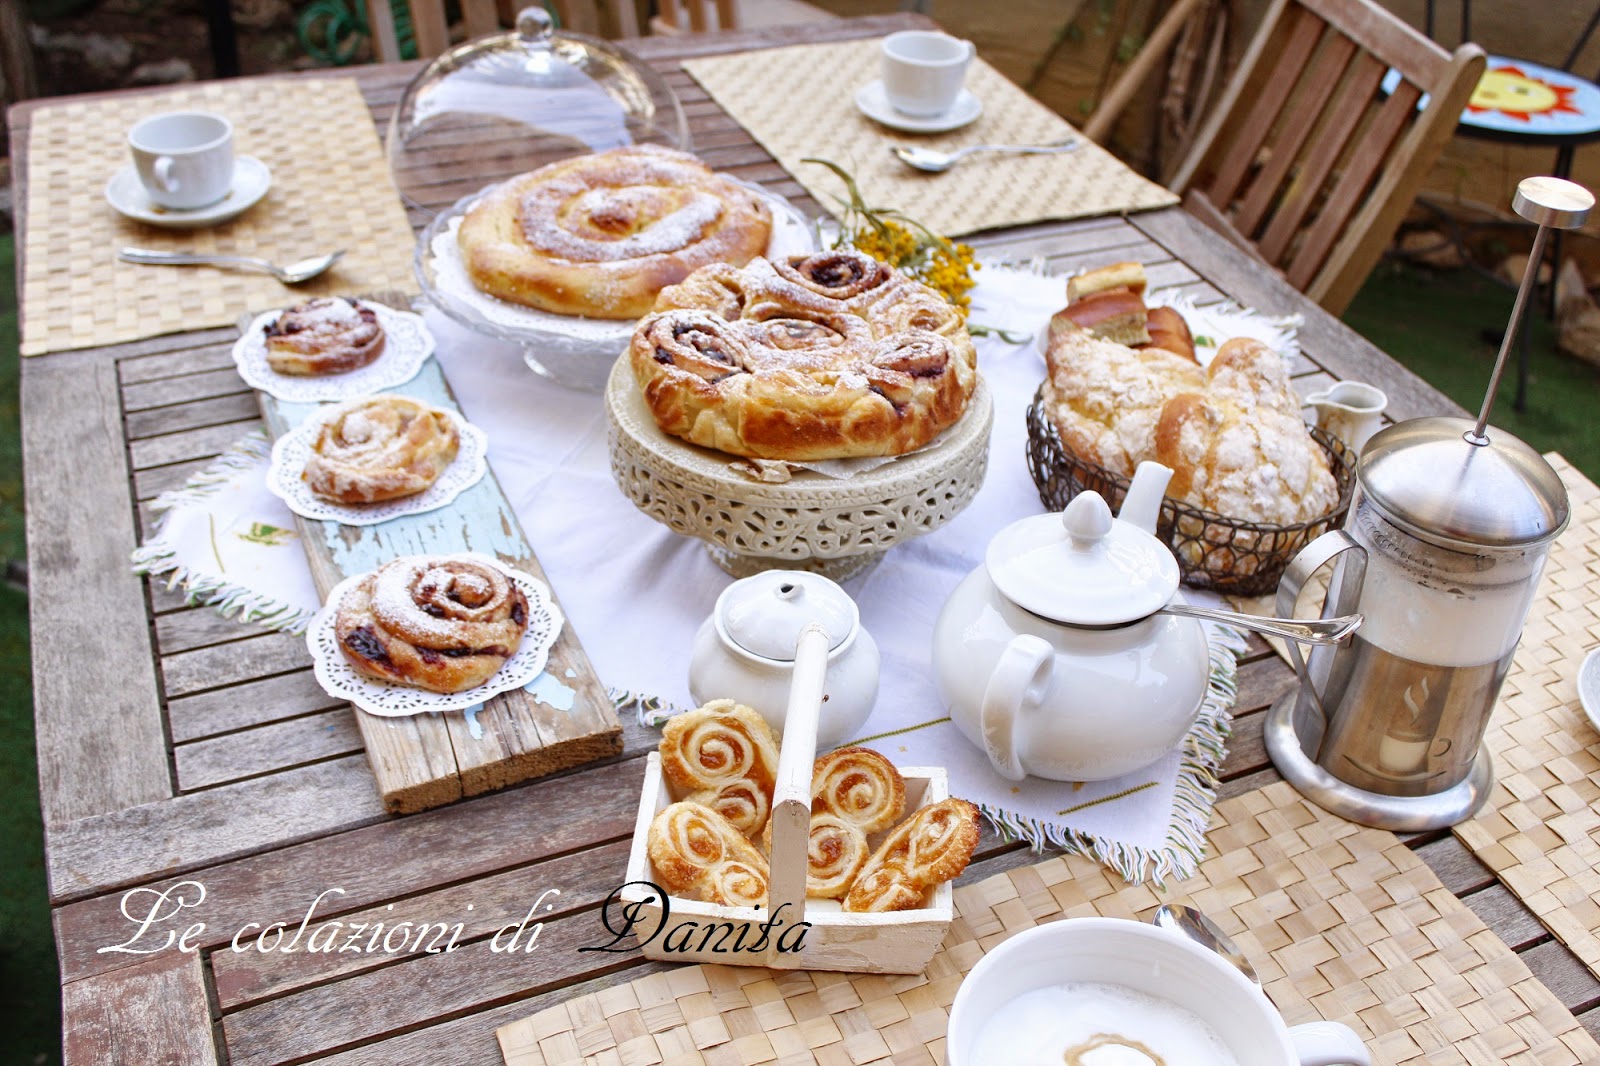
[648,802,770,908]
[811,747,906,834]
[302,396,460,505]
[456,145,772,319]
[843,798,979,913]
[334,555,529,694]
[263,298,386,376]
[659,700,780,838]
[631,249,978,461]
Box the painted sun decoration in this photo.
[1468,65,1583,121]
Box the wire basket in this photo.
[1025,388,1358,597]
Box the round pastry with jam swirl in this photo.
[631,250,978,461]
[334,555,529,694]
[302,396,460,505]
[263,298,386,376]
[455,144,773,320]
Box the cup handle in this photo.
[978,634,1052,781]
[153,156,178,193]
[1287,1020,1371,1066]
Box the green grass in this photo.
[1343,260,1600,482]
[0,231,60,1066]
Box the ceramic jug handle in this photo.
[979,634,1053,782]
[1287,1020,1371,1066]
[1277,530,1367,730]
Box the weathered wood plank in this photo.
[124,391,261,440]
[174,707,364,791]
[161,629,313,698]
[62,951,218,1066]
[52,757,645,983]
[122,366,249,412]
[166,668,348,742]
[23,347,172,828]
[128,419,261,471]
[116,339,239,385]
[45,756,388,903]
[256,356,621,814]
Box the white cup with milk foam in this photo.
[947,917,1371,1066]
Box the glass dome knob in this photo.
[516,6,554,42]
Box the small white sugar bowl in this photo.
[688,570,880,751]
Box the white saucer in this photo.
[1579,648,1600,731]
[105,155,272,229]
[854,81,982,134]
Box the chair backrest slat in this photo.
[1205,5,1322,207]
[461,0,501,40]
[1231,28,1356,238]
[1286,81,1417,292]
[1257,49,1386,263]
[1169,0,1484,316]
[370,0,643,61]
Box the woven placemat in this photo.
[21,77,419,356]
[1452,455,1600,981]
[495,781,1596,1065]
[680,40,1178,239]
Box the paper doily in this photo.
[265,402,489,526]
[306,554,564,717]
[233,300,435,402]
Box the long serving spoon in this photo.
[1152,903,1262,988]
[1157,602,1362,647]
[891,138,1081,173]
[117,247,346,284]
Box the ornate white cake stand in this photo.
[605,357,993,579]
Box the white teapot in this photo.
[689,570,880,751]
[933,462,1210,782]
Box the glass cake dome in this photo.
[385,6,690,220]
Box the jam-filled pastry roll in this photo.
[334,555,529,694]
[811,747,905,834]
[263,297,386,376]
[648,801,770,908]
[302,396,460,505]
[659,700,780,837]
[843,798,980,913]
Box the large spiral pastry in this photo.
[302,396,460,504]
[843,798,980,913]
[456,145,772,320]
[812,747,905,834]
[648,802,770,907]
[334,555,529,694]
[659,700,780,837]
[631,249,978,461]
[263,297,385,376]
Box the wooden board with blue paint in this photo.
[254,305,622,814]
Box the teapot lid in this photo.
[715,570,857,661]
[986,492,1179,626]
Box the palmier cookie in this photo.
[812,747,906,834]
[649,802,769,908]
[302,396,460,505]
[762,812,870,900]
[659,700,779,837]
[263,298,386,376]
[335,555,528,694]
[843,798,979,913]
[456,144,772,319]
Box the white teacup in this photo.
[947,917,1371,1066]
[880,30,975,117]
[128,111,234,211]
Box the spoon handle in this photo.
[1158,602,1362,646]
[119,248,275,274]
[968,140,1081,158]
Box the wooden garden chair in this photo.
[1092,0,1485,317]
[365,0,640,62]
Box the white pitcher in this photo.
[1305,381,1387,454]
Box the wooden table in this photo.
[10,14,1599,1064]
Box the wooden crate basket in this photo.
[621,625,953,974]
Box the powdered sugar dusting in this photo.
[524,189,724,262]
